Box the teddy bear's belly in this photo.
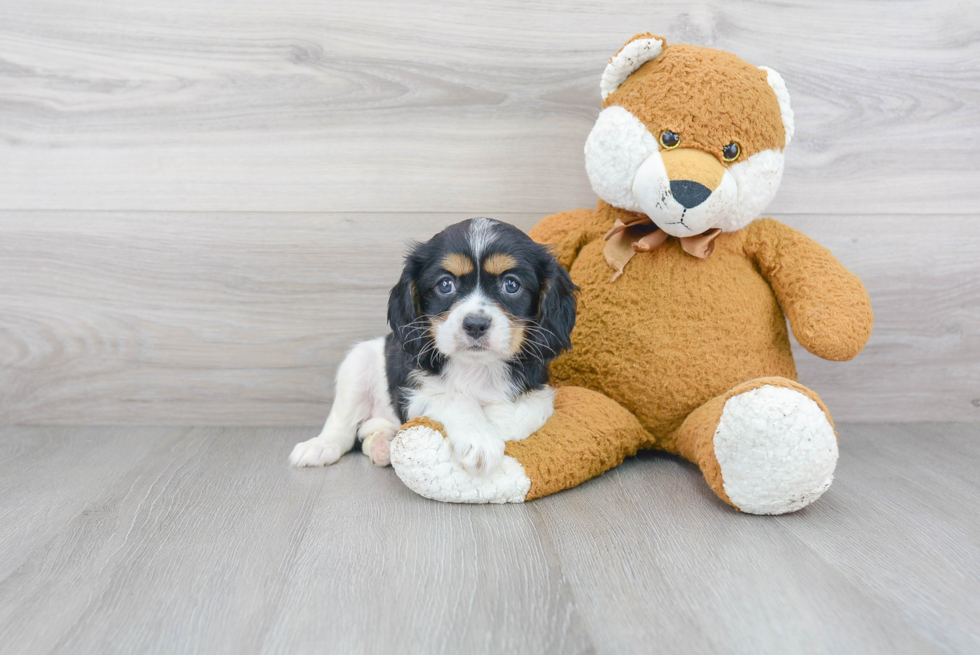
[551,236,797,439]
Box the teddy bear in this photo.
[389,34,873,515]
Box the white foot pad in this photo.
[390,425,531,504]
[714,385,838,515]
[359,418,399,467]
[289,439,343,467]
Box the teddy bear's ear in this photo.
[759,66,795,147]
[600,33,666,100]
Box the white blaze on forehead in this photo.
[600,37,664,100]
[468,217,498,260]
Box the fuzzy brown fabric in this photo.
[525,201,872,502]
[536,201,801,439]
[503,386,653,500]
[401,416,448,435]
[607,39,786,162]
[744,219,874,361]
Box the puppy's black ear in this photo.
[387,257,422,355]
[536,259,577,357]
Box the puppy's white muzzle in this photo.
[434,290,515,360]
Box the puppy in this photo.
[289,217,576,475]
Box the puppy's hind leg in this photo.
[290,338,384,467]
[359,418,400,467]
[357,339,402,467]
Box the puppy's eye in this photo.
[502,277,521,295]
[660,130,680,150]
[722,142,741,162]
[436,277,456,295]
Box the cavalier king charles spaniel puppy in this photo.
[289,217,576,476]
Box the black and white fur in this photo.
[289,217,577,476]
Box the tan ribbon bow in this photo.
[603,216,721,281]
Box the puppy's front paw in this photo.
[289,439,343,467]
[449,430,505,476]
[481,404,521,442]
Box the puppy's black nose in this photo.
[670,180,712,209]
[462,315,491,339]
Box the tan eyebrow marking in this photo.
[484,253,518,276]
[440,253,474,276]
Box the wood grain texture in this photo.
[1,0,978,214]
[2,211,978,424]
[0,427,592,655]
[0,423,976,654]
[0,427,178,581]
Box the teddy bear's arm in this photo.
[745,218,873,362]
[528,209,606,270]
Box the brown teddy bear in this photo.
[390,34,873,514]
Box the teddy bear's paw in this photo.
[714,385,838,515]
[389,424,531,504]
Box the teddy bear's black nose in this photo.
[670,180,712,209]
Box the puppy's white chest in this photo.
[407,359,517,416]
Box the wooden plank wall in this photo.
[1,0,978,424]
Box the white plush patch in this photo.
[390,425,531,504]
[759,66,794,147]
[714,385,838,515]
[714,149,785,232]
[584,106,657,213]
[600,37,663,100]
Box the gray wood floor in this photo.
[0,424,977,654]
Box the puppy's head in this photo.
[388,218,576,371]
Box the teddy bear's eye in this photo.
[722,142,741,162]
[660,130,680,150]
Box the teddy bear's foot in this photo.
[389,419,531,504]
[713,384,838,515]
[671,377,839,515]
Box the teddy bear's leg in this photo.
[390,386,652,503]
[666,377,838,515]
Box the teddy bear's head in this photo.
[584,34,794,237]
